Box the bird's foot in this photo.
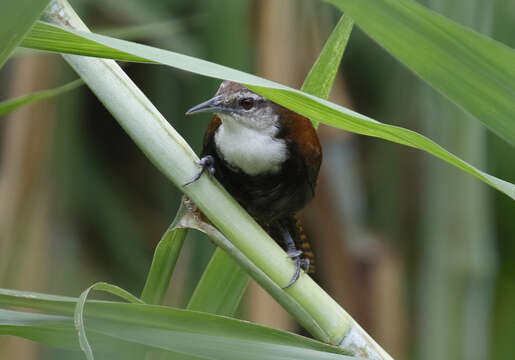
[276,222,309,289]
[282,250,310,289]
[183,155,215,186]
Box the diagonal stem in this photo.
[43,1,392,358]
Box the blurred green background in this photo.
[1,0,514,359]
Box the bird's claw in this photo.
[286,250,303,258]
[183,155,215,186]
[282,252,310,289]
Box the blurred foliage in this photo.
[0,0,514,359]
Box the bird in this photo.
[185,80,322,288]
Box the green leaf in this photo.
[0,310,140,355]
[75,282,143,360]
[187,248,249,316]
[302,15,353,103]
[22,21,151,62]
[19,21,515,200]
[0,289,354,360]
[0,309,81,350]
[247,84,515,201]
[326,0,515,146]
[140,206,187,305]
[0,288,79,314]
[0,0,51,68]
[301,13,353,127]
[0,79,83,117]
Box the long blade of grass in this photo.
[326,0,515,145]
[22,21,151,62]
[0,309,82,350]
[0,79,83,117]
[302,15,354,106]
[0,289,355,360]
[140,205,188,305]
[20,21,515,200]
[187,248,249,316]
[0,310,149,358]
[0,0,51,68]
[0,288,78,313]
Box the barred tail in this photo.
[265,216,315,274]
[293,216,315,274]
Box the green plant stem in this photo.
[43,1,392,359]
[176,205,329,340]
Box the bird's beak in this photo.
[185,95,225,115]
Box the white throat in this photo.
[214,117,287,176]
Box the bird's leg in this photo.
[183,155,215,186]
[277,221,309,289]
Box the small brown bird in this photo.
[185,81,322,287]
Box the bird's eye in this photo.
[239,98,255,110]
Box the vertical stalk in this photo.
[418,2,497,360]
[0,52,56,360]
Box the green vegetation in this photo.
[1,0,513,360]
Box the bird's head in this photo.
[186,81,280,132]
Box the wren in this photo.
[185,81,322,288]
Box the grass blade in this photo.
[0,0,51,68]
[22,21,151,62]
[0,289,355,360]
[140,205,188,305]
[326,0,515,145]
[20,21,515,200]
[187,248,249,316]
[302,15,353,103]
[0,79,83,117]
[0,309,142,355]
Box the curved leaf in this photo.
[20,21,515,200]
[75,282,143,360]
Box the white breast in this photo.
[214,120,287,176]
